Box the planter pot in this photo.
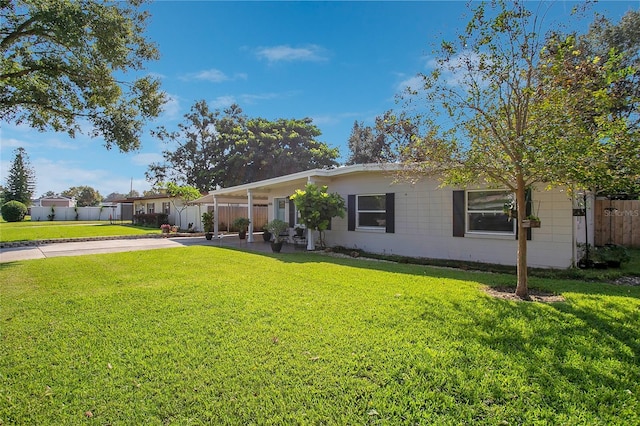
[578,259,593,269]
[522,219,541,228]
[239,230,247,239]
[270,241,283,253]
[205,232,213,241]
[262,231,272,242]
[606,260,621,268]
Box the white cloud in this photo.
[131,152,165,166]
[0,137,30,149]
[210,92,285,109]
[426,50,487,88]
[41,137,81,151]
[396,75,424,93]
[255,45,329,63]
[210,95,237,109]
[181,68,248,83]
[160,93,181,121]
[27,158,152,197]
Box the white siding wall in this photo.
[321,175,576,269]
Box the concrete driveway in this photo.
[0,234,304,263]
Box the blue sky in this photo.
[1,0,638,198]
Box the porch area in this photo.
[200,232,310,254]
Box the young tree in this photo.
[1,0,165,152]
[164,182,201,229]
[4,147,36,206]
[61,186,103,207]
[290,183,345,249]
[384,1,638,298]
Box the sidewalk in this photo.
[0,233,307,263]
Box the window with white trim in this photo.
[146,203,155,214]
[162,202,171,214]
[274,198,286,222]
[357,194,387,229]
[466,190,514,234]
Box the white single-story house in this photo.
[194,163,593,269]
[33,195,76,207]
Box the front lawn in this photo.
[1,248,638,424]
[0,220,159,242]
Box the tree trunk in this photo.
[515,180,530,299]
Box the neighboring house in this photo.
[34,195,76,207]
[194,163,592,269]
[118,193,183,226]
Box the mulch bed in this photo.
[484,286,566,303]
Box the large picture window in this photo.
[466,190,514,234]
[357,194,387,228]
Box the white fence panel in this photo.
[30,206,117,221]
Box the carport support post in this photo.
[247,189,254,242]
[213,195,219,238]
[306,176,315,251]
[306,228,314,251]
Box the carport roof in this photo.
[193,163,400,204]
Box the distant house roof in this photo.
[35,195,76,206]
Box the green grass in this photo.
[0,220,160,242]
[1,248,639,425]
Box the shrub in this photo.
[133,213,169,228]
[1,200,28,222]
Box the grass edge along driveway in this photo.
[1,247,638,425]
[0,221,160,243]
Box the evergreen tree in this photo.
[4,147,36,206]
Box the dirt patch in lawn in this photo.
[484,286,566,303]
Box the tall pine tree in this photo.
[5,147,36,206]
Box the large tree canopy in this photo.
[345,120,397,165]
[538,10,640,196]
[61,186,103,207]
[147,101,339,192]
[0,0,165,152]
[383,1,638,298]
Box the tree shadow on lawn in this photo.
[431,296,640,418]
[209,245,640,300]
[208,245,640,358]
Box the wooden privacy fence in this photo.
[594,199,640,248]
[214,204,268,232]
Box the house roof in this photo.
[193,163,401,204]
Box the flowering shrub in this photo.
[160,223,171,232]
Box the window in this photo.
[357,194,387,229]
[162,202,171,215]
[146,203,155,214]
[348,193,394,233]
[466,190,514,234]
[274,198,286,222]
